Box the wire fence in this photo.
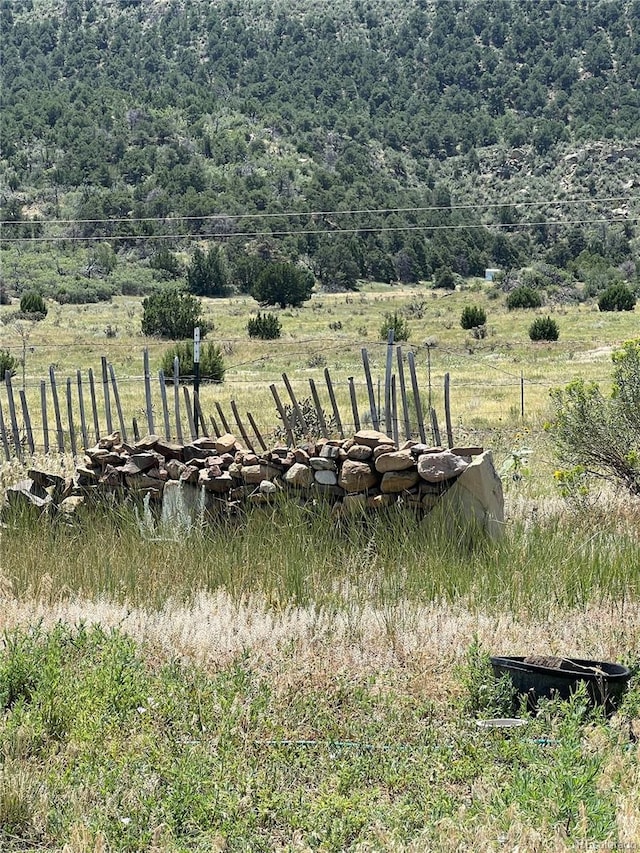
[0,335,616,462]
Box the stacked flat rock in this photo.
[3,429,502,535]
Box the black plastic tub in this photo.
[490,656,632,715]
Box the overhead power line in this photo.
[2,195,638,229]
[2,215,637,243]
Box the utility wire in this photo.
[3,215,637,243]
[4,194,638,228]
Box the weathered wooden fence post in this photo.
[40,380,49,454]
[76,370,88,450]
[19,388,34,455]
[109,363,127,443]
[270,383,294,446]
[324,367,344,439]
[407,351,426,443]
[65,376,77,457]
[101,356,113,435]
[158,369,171,439]
[143,348,154,436]
[0,396,10,460]
[396,346,411,440]
[384,329,394,436]
[361,348,379,431]
[173,356,183,444]
[348,377,360,432]
[444,372,453,448]
[88,367,100,442]
[49,366,65,452]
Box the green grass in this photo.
[2,497,638,614]
[0,622,638,852]
[1,261,637,450]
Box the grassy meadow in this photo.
[1,256,640,851]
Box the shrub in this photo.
[247,311,281,339]
[460,305,487,330]
[380,311,410,342]
[274,395,335,442]
[0,348,19,379]
[434,267,455,290]
[251,262,314,308]
[53,282,115,304]
[598,282,636,312]
[19,291,47,318]
[548,339,640,495]
[160,341,225,383]
[141,286,209,339]
[507,285,543,310]
[529,316,559,341]
[150,248,182,280]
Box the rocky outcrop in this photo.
[2,431,505,537]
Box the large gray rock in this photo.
[434,451,504,538]
[339,459,377,493]
[314,469,338,486]
[417,449,468,483]
[310,457,337,472]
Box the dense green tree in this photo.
[186,246,230,297]
[252,262,314,308]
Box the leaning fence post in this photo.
[407,351,426,444]
[76,370,88,451]
[444,372,453,448]
[391,375,399,447]
[270,383,294,446]
[183,386,197,441]
[430,407,441,446]
[308,378,329,438]
[361,348,379,431]
[19,388,35,455]
[384,329,395,436]
[88,367,100,442]
[143,348,154,436]
[348,377,360,432]
[108,363,127,444]
[215,402,231,435]
[158,369,171,439]
[40,380,49,455]
[65,376,77,458]
[193,391,208,437]
[246,411,267,451]
[396,347,411,440]
[49,365,65,453]
[6,379,19,445]
[173,357,183,444]
[230,400,253,451]
[0,396,10,461]
[324,367,344,439]
[101,356,113,435]
[282,373,307,434]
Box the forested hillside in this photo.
[1,0,639,291]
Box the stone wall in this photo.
[5,429,505,537]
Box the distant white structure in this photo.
[485,268,501,282]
